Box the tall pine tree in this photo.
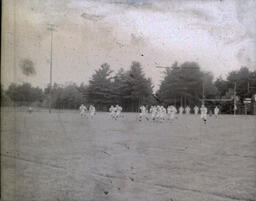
[86,63,114,110]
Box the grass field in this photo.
[1,108,256,201]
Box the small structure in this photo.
[253,94,256,115]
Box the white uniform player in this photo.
[194,106,199,115]
[167,106,172,120]
[185,106,191,115]
[113,105,118,119]
[200,105,208,124]
[156,106,162,121]
[179,106,184,115]
[139,105,147,121]
[116,105,122,119]
[170,105,177,120]
[28,106,33,113]
[109,105,115,119]
[79,104,87,118]
[145,106,150,120]
[89,105,96,119]
[160,106,167,120]
[214,106,220,118]
[150,106,157,121]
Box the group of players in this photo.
[79,104,124,120]
[79,104,96,119]
[138,105,219,123]
[109,105,123,120]
[79,104,220,124]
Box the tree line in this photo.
[1,61,256,113]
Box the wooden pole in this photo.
[234,82,237,116]
[47,24,57,113]
[49,30,53,113]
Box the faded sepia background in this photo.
[1,1,256,201]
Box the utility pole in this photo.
[47,24,57,113]
[234,82,237,116]
[202,81,205,105]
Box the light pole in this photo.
[234,82,237,116]
[47,24,57,113]
[202,80,205,105]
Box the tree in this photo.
[202,71,218,98]
[214,66,256,114]
[115,62,154,111]
[112,68,129,106]
[86,63,115,110]
[215,76,229,98]
[158,61,217,107]
[128,62,154,109]
[58,84,83,109]
[43,83,84,109]
[1,84,11,106]
[85,61,154,111]
[215,66,256,101]
[76,83,88,103]
[6,83,43,105]
[226,67,256,100]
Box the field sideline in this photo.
[1,108,256,201]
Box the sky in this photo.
[2,0,256,91]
